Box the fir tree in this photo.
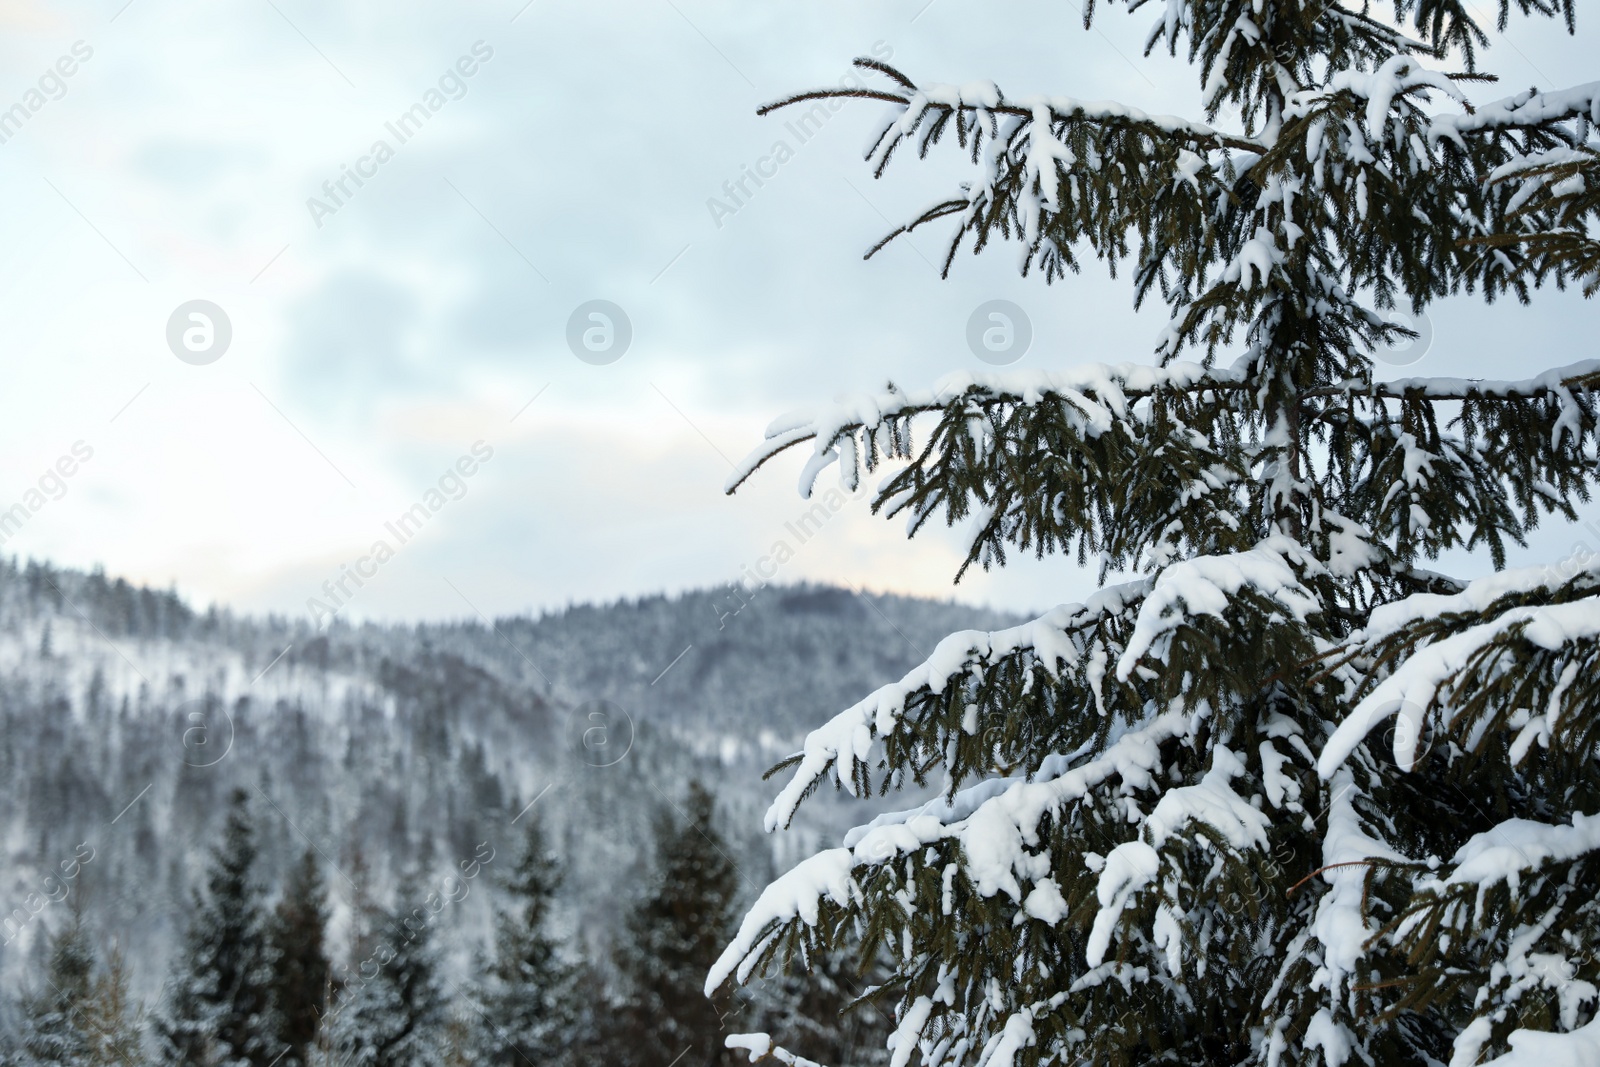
[79,942,151,1067]
[324,872,449,1067]
[15,914,94,1066]
[749,946,891,1067]
[269,848,333,1067]
[479,817,584,1067]
[162,787,281,1067]
[615,782,743,1067]
[9,919,150,1067]
[711,6,1600,1067]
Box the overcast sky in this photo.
[0,0,1595,627]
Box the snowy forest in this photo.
[0,560,1010,1064]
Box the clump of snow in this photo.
[1117,537,1321,681]
[1477,1016,1600,1067]
[1022,879,1069,925]
[1320,598,1600,777]
[767,583,1150,832]
[1311,770,1405,997]
[976,1007,1037,1067]
[727,1033,772,1059]
[726,1033,829,1067]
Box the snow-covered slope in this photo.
[0,560,1015,1002]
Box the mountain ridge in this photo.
[0,557,1018,1012]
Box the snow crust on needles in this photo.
[1319,602,1600,774]
[763,582,1149,833]
[724,362,1218,496]
[1313,770,1405,988]
[1115,536,1321,682]
[1429,81,1600,145]
[1379,358,1600,402]
[706,707,1191,996]
[898,80,1228,140]
[1317,556,1600,777]
[1429,812,1600,895]
[1286,55,1464,143]
[1476,1016,1600,1067]
[1087,744,1270,966]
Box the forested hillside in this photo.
[0,559,1014,1063]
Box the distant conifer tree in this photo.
[269,847,333,1066]
[479,817,586,1067]
[162,787,281,1067]
[80,941,150,1067]
[324,871,449,1067]
[616,782,743,1067]
[14,915,94,1066]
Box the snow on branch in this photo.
[1361,555,1600,643]
[1318,595,1600,777]
[724,362,1225,496]
[1318,5,1430,54]
[708,706,1194,995]
[759,59,1258,154]
[758,59,1263,284]
[1479,143,1600,297]
[1476,1015,1600,1067]
[761,582,1151,832]
[1427,811,1600,895]
[1353,357,1600,402]
[1115,537,1324,681]
[1289,55,1468,145]
[974,1006,1039,1067]
[1311,769,1408,995]
[726,1033,831,1067]
[1086,744,1272,966]
[1489,146,1599,185]
[1431,81,1600,146]
[1489,146,1600,213]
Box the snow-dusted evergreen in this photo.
[712,3,1600,1066]
[162,789,280,1067]
[268,848,332,1067]
[477,818,588,1067]
[614,782,745,1067]
[12,918,93,1067]
[0,561,1006,1060]
[5,915,146,1067]
[0,572,992,964]
[323,870,450,1067]
[76,947,147,1067]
